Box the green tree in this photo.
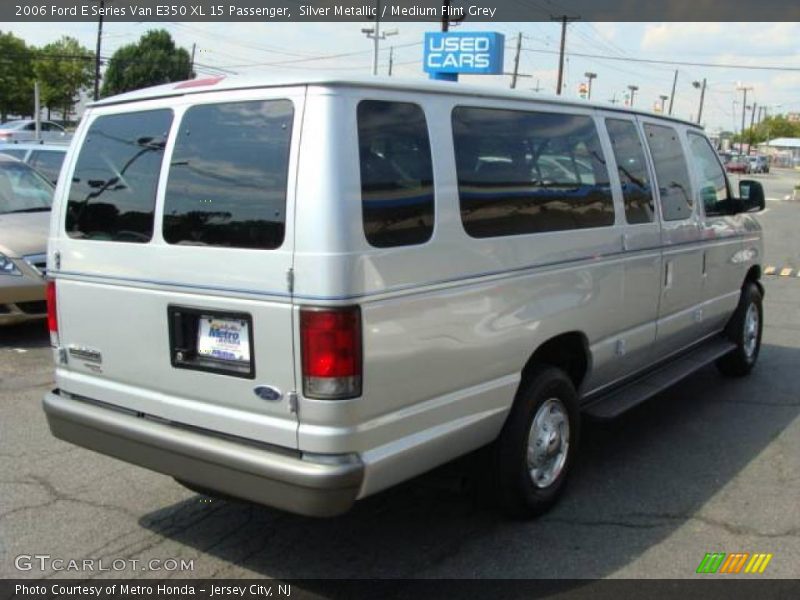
[101,30,193,97]
[34,36,94,120]
[734,115,800,145]
[0,31,35,122]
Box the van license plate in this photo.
[197,317,251,363]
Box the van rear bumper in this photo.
[43,390,363,517]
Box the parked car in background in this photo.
[0,119,70,143]
[747,154,770,174]
[0,143,68,184]
[725,155,750,174]
[0,155,54,325]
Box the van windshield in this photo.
[0,160,54,214]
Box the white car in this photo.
[0,120,70,143]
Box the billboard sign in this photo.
[423,31,505,76]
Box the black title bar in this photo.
[3,0,800,22]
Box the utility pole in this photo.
[748,102,757,155]
[388,46,393,76]
[531,79,542,92]
[584,72,596,100]
[659,94,669,114]
[692,78,706,125]
[737,84,753,154]
[93,0,105,100]
[551,15,579,95]
[189,43,196,79]
[510,32,522,89]
[667,69,678,115]
[628,85,638,107]
[361,1,397,76]
[441,0,465,31]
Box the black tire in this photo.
[716,282,763,377]
[492,365,580,518]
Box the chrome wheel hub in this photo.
[527,398,570,488]
[743,302,759,359]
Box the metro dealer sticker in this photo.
[197,317,250,363]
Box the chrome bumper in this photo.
[43,391,363,517]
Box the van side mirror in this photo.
[737,180,765,212]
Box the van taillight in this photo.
[300,307,362,399]
[46,280,58,333]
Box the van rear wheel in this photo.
[492,366,580,518]
[716,282,763,377]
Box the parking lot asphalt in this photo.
[1,170,799,583]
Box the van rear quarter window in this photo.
[357,100,435,248]
[66,110,172,243]
[452,107,614,238]
[163,100,293,249]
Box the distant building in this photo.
[756,137,800,167]
[786,112,800,123]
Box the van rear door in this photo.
[50,88,304,449]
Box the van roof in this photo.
[91,73,700,128]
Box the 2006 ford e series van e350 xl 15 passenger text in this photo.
[42,74,765,517]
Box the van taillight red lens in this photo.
[46,280,58,333]
[300,307,362,399]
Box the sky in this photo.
[2,20,799,133]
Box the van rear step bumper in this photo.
[43,391,363,517]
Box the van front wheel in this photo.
[716,282,763,377]
[493,366,579,518]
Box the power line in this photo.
[519,46,800,72]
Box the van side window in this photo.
[605,119,654,224]
[66,110,172,243]
[357,100,435,248]
[163,100,294,249]
[452,107,613,238]
[687,132,729,217]
[643,124,693,221]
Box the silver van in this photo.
[42,75,765,517]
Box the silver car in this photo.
[0,155,54,325]
[0,142,68,185]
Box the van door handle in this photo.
[664,260,674,289]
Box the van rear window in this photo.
[66,110,172,243]
[163,100,294,249]
[452,107,614,238]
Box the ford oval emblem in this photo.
[254,385,283,402]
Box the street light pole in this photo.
[584,72,596,100]
[627,85,638,107]
[692,79,706,125]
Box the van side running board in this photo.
[582,337,737,420]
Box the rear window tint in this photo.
[66,110,172,243]
[163,100,293,249]
[452,107,614,238]
[357,100,435,248]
